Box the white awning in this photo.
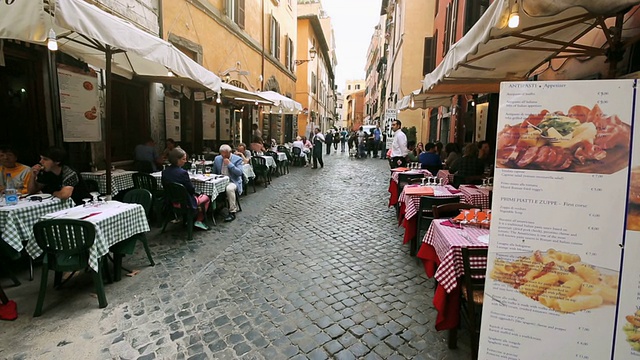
[0,0,222,93]
[257,91,303,114]
[397,89,453,110]
[221,83,274,104]
[422,0,640,94]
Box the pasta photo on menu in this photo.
[490,249,619,313]
[628,166,640,231]
[496,104,631,174]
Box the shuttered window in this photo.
[270,16,281,60]
[422,37,436,76]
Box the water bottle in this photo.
[5,173,18,206]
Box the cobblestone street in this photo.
[0,153,471,360]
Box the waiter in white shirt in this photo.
[390,120,409,168]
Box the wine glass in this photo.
[90,192,100,205]
[205,166,212,175]
[82,197,92,207]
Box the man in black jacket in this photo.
[312,128,325,169]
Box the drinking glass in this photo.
[205,166,212,175]
[82,197,92,207]
[438,177,444,186]
[482,178,488,187]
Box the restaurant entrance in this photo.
[110,77,150,162]
[0,44,49,164]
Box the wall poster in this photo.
[480,80,637,359]
[220,106,231,141]
[385,108,396,150]
[164,96,181,141]
[202,103,217,140]
[57,64,101,142]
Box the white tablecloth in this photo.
[30,201,150,272]
[259,156,277,169]
[151,172,230,198]
[243,164,255,179]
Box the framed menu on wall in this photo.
[202,103,217,140]
[480,80,637,359]
[57,64,101,142]
[165,96,181,141]
[220,106,231,141]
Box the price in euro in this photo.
[576,355,590,359]
[588,213,600,218]
[590,187,602,192]
[597,91,609,96]
[597,100,609,105]
[587,227,600,231]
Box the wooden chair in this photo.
[396,172,426,218]
[160,182,198,241]
[459,247,488,359]
[412,196,460,256]
[32,219,107,316]
[432,203,476,220]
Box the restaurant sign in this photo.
[480,79,639,359]
[57,64,101,142]
[384,109,396,150]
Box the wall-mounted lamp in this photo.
[508,0,520,28]
[47,29,58,51]
[216,93,221,104]
[167,69,174,77]
[410,95,415,109]
[294,47,317,65]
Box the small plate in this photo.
[24,194,53,200]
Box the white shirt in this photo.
[312,133,325,145]
[390,129,408,157]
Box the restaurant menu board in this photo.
[479,80,637,359]
[475,102,488,142]
[220,107,231,141]
[385,108,396,150]
[57,65,101,142]
[165,96,181,141]
[613,98,640,360]
[202,103,217,140]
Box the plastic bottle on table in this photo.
[5,173,18,206]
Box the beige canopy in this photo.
[422,0,640,95]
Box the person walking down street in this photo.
[340,128,348,153]
[325,131,333,155]
[372,124,382,158]
[389,120,408,168]
[380,132,387,160]
[312,128,325,169]
[333,129,339,151]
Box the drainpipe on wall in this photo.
[157,0,164,38]
[261,0,265,91]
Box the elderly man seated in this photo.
[213,144,244,222]
[234,143,251,164]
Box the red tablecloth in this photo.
[417,219,489,330]
[458,185,491,209]
[388,170,432,207]
[398,185,462,244]
[436,170,454,186]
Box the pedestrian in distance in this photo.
[325,130,333,156]
[312,128,325,169]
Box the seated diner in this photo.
[162,148,210,230]
[27,147,90,204]
[0,146,32,194]
[213,144,244,222]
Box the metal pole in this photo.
[104,45,113,197]
[607,12,625,79]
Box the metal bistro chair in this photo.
[32,219,107,316]
[109,189,155,281]
[265,150,282,176]
[160,182,199,241]
[396,172,426,219]
[412,196,461,256]
[432,203,476,220]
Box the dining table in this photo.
[80,170,137,195]
[151,172,230,199]
[387,169,432,207]
[417,219,489,331]
[0,196,75,252]
[259,155,278,169]
[27,201,150,272]
[397,184,463,244]
[458,185,492,209]
[242,163,256,180]
[436,170,454,186]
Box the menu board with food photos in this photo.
[202,103,217,140]
[165,96,181,141]
[220,106,231,141]
[57,65,101,142]
[479,80,638,359]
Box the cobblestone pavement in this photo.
[0,153,471,360]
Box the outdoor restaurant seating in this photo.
[132,172,164,224]
[291,147,306,167]
[160,182,198,241]
[396,172,425,217]
[459,247,488,359]
[251,156,271,187]
[413,196,460,256]
[109,189,155,281]
[32,219,108,317]
[432,203,476,219]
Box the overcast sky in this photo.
[321,0,383,93]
